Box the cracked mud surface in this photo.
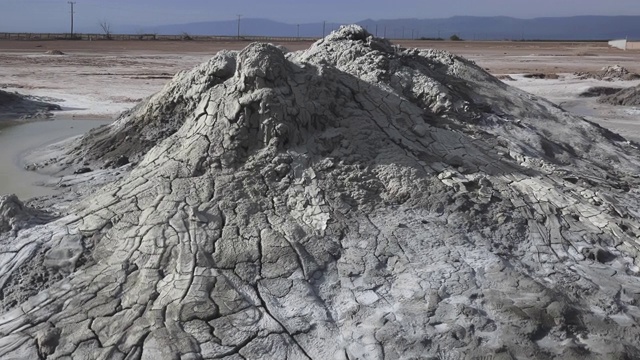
[575,65,640,82]
[3,26,640,359]
[599,84,640,107]
[0,90,61,121]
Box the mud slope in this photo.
[599,84,640,106]
[3,26,640,360]
[0,90,61,121]
[66,50,237,166]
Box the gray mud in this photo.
[575,65,640,81]
[2,26,640,360]
[578,86,623,98]
[599,84,640,106]
[0,90,61,122]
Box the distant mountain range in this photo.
[118,16,640,41]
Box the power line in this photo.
[236,14,241,39]
[68,1,76,37]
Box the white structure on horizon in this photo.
[609,38,640,51]
[609,39,627,50]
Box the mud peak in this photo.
[325,24,373,42]
[236,42,289,86]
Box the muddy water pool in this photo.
[0,119,110,200]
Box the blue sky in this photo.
[3,0,640,33]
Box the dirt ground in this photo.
[1,38,640,140]
[398,40,640,74]
[0,39,315,54]
[2,39,638,73]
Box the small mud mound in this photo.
[496,74,516,81]
[0,194,53,234]
[523,73,560,79]
[3,25,640,359]
[579,86,623,98]
[0,195,32,234]
[575,65,640,81]
[598,84,640,106]
[45,50,65,55]
[0,90,61,121]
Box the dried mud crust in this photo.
[2,25,640,359]
[574,65,640,81]
[578,86,624,98]
[64,50,238,167]
[0,194,54,234]
[0,90,61,121]
[598,84,640,106]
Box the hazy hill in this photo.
[360,16,640,40]
[122,15,640,40]
[126,18,339,38]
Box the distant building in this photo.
[609,39,627,50]
[609,39,640,50]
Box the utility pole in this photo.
[68,1,76,38]
[322,20,326,38]
[297,24,300,38]
[375,24,378,37]
[411,29,414,40]
[236,14,242,40]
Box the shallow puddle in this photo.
[0,119,111,200]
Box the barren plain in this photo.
[2,39,640,123]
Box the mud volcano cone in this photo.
[2,25,640,359]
